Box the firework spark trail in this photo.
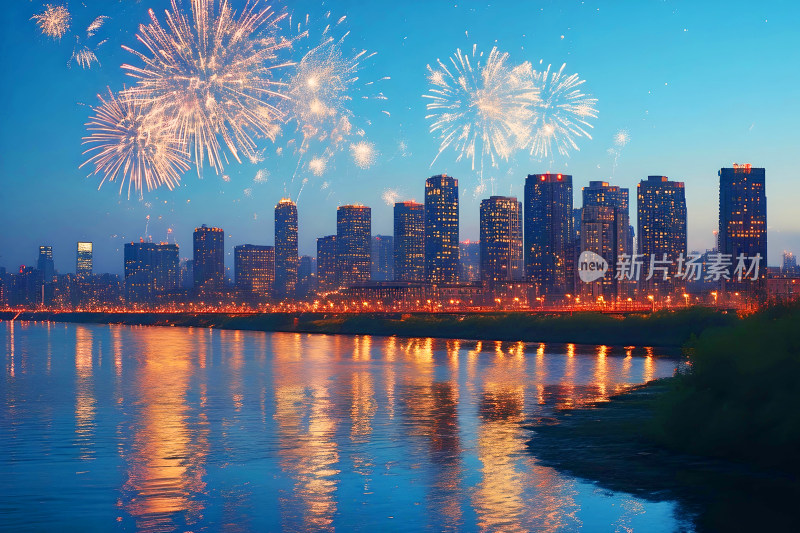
[69,35,105,69]
[80,89,190,199]
[527,63,598,159]
[423,45,540,175]
[609,128,630,175]
[32,4,71,40]
[122,0,295,176]
[86,16,109,37]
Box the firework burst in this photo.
[382,188,401,206]
[282,12,384,181]
[614,129,630,147]
[80,89,190,198]
[122,0,295,175]
[423,45,539,171]
[350,140,376,169]
[528,63,598,159]
[32,4,71,40]
[308,156,327,176]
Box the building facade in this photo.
[459,241,480,282]
[719,165,767,296]
[371,235,394,281]
[637,176,687,295]
[524,173,573,295]
[76,242,93,276]
[124,242,180,306]
[316,235,339,292]
[580,181,631,300]
[337,205,372,286]
[234,244,275,306]
[393,201,425,282]
[274,198,299,300]
[479,196,523,283]
[424,174,459,283]
[193,225,224,292]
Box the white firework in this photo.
[350,140,376,169]
[424,45,539,170]
[382,188,401,206]
[528,63,598,159]
[254,169,270,183]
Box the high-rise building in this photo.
[371,235,394,281]
[459,241,480,282]
[524,173,573,295]
[297,255,317,300]
[193,225,224,292]
[76,242,93,276]
[393,201,425,282]
[124,242,180,305]
[580,181,631,299]
[234,244,274,305]
[719,166,767,290]
[479,196,523,283]
[425,174,459,283]
[783,251,798,276]
[316,235,338,292]
[337,205,372,286]
[37,246,55,283]
[637,176,687,294]
[274,198,298,300]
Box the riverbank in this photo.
[528,303,800,531]
[0,307,737,348]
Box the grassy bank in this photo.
[650,303,800,472]
[0,307,737,347]
[529,303,800,530]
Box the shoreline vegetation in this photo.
[529,302,800,531]
[0,307,737,349]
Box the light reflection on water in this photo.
[1,321,685,531]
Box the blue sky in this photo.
[1,0,799,275]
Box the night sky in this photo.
[2,0,798,275]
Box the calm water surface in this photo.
[1,321,689,531]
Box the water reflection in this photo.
[74,326,95,460]
[0,323,683,531]
[120,328,208,531]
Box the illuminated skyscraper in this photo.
[193,225,224,292]
[479,196,523,283]
[425,174,459,283]
[76,242,93,276]
[371,235,394,281]
[580,181,631,299]
[783,252,798,276]
[37,246,55,283]
[234,244,274,305]
[393,201,425,282]
[524,173,573,295]
[124,242,180,305]
[316,235,338,291]
[637,176,687,294]
[274,198,299,300]
[719,166,767,290]
[337,205,372,286]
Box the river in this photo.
[1,321,690,531]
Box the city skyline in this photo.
[2,1,800,275]
[1,167,793,280]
